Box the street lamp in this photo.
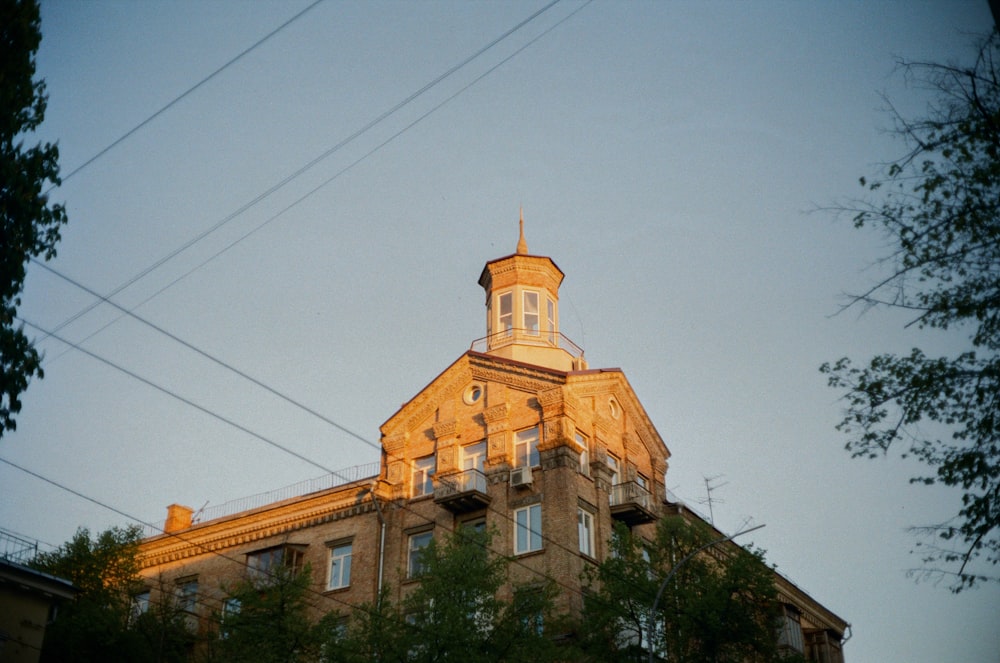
[648,523,766,663]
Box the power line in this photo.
[49,0,326,190]
[31,258,378,454]
[39,0,565,355]
[15,310,632,611]
[18,316,341,478]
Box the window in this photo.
[546,297,555,343]
[778,605,805,653]
[129,590,149,625]
[462,441,486,472]
[176,577,199,629]
[636,474,648,490]
[408,531,433,577]
[327,542,352,590]
[575,432,590,475]
[514,426,540,468]
[578,508,595,557]
[220,598,240,639]
[498,292,513,335]
[514,504,542,554]
[246,545,304,582]
[177,578,198,614]
[606,454,620,485]
[412,455,435,497]
[515,589,545,636]
[461,518,487,534]
[523,291,539,335]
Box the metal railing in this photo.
[470,329,584,358]
[434,469,488,497]
[143,461,380,537]
[0,528,40,564]
[610,481,652,510]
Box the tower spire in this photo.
[516,207,528,255]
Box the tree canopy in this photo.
[328,527,561,663]
[30,525,189,663]
[0,0,68,437]
[821,29,1000,591]
[577,519,790,663]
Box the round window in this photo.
[609,398,620,419]
[464,384,483,405]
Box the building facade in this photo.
[138,221,848,660]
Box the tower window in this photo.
[523,291,539,335]
[498,292,513,335]
[547,297,556,343]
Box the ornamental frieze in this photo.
[140,500,377,568]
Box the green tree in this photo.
[329,527,562,663]
[577,519,789,663]
[820,29,1000,591]
[211,564,328,663]
[31,525,188,663]
[0,0,68,437]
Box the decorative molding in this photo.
[482,403,509,424]
[433,420,457,438]
[382,432,407,454]
[140,500,377,568]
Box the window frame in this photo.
[411,455,435,498]
[514,503,543,555]
[546,297,556,343]
[498,291,513,335]
[523,290,540,335]
[514,426,540,468]
[408,530,433,578]
[575,432,590,476]
[577,507,595,557]
[327,541,353,591]
[606,453,620,485]
[175,576,199,629]
[461,441,486,472]
[246,545,305,582]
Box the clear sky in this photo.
[5,1,998,661]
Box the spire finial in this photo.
[516,207,528,254]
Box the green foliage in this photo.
[0,0,68,437]
[821,29,1000,591]
[211,564,328,663]
[328,527,561,663]
[30,525,188,663]
[578,519,783,663]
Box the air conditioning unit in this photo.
[510,466,533,488]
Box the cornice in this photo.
[139,492,376,568]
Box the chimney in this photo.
[164,503,193,533]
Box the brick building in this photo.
[138,220,848,660]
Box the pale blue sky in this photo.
[4,2,998,661]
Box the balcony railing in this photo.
[609,481,657,525]
[470,329,584,358]
[434,469,491,513]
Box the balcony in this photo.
[471,329,584,357]
[434,469,492,513]
[609,481,657,525]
